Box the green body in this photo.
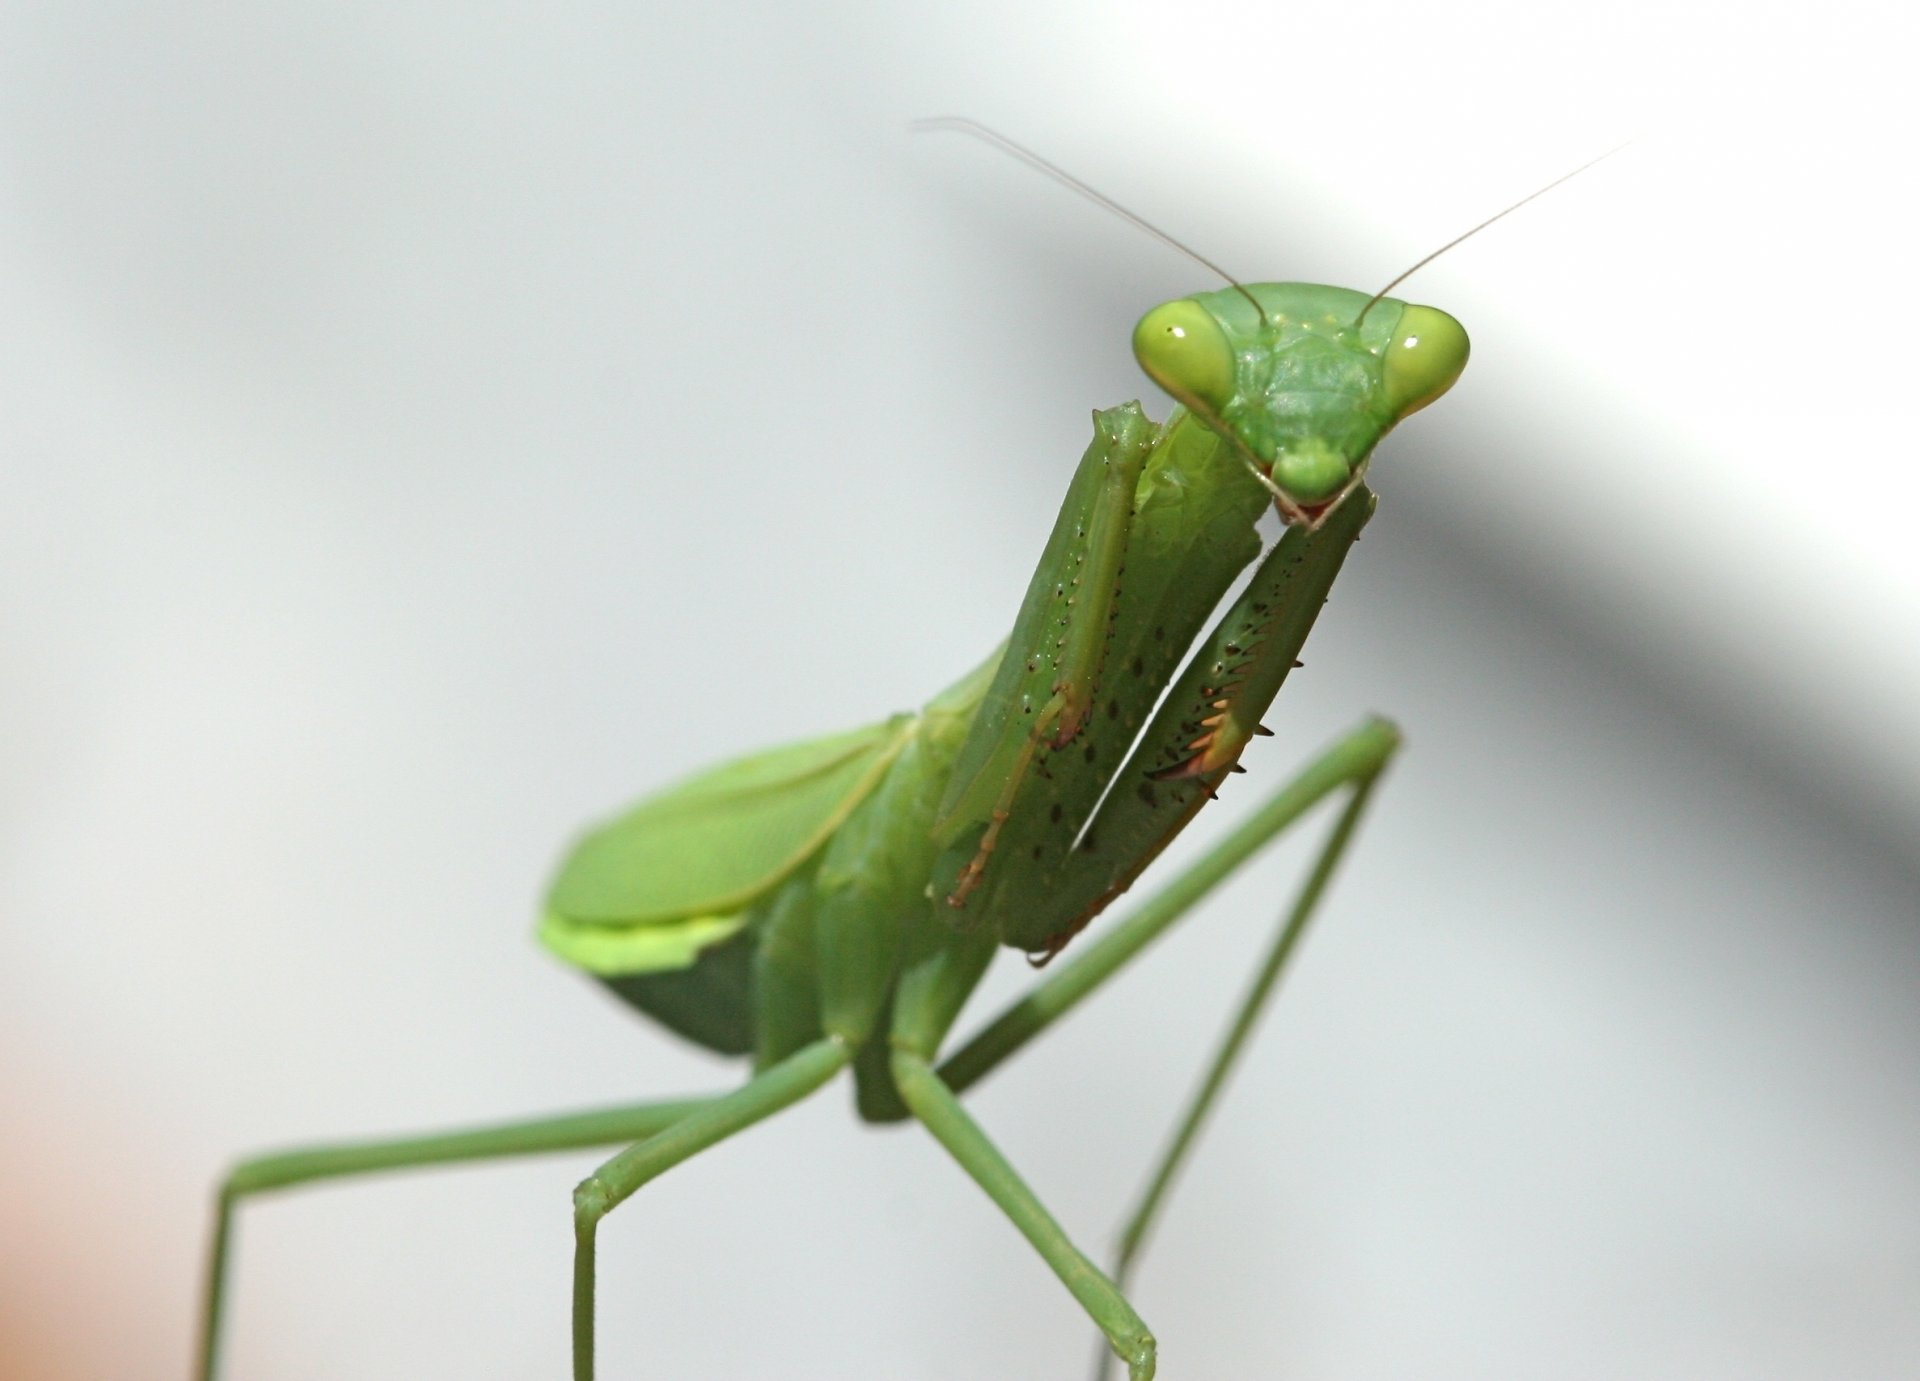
[197,272,1468,1381]
[540,280,1467,1091]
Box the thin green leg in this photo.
[891,1049,1158,1381]
[1088,764,1391,1381]
[910,716,1397,1378]
[570,1038,851,1381]
[195,1094,718,1381]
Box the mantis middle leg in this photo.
[932,716,1401,1377]
[568,1038,851,1381]
[197,1094,718,1381]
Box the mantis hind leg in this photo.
[568,1037,851,1381]
[196,1094,719,1381]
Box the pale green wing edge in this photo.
[541,714,915,977]
[539,909,753,977]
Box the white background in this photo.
[4,3,1917,1379]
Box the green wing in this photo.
[541,715,914,978]
[598,927,758,1055]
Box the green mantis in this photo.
[193,125,1496,1381]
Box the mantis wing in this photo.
[540,714,914,979]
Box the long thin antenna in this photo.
[914,117,1268,324]
[1354,143,1628,326]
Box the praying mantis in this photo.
[194,121,1595,1380]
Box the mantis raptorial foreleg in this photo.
[921,717,1399,1379]
[938,717,1400,1090]
[933,406,1156,909]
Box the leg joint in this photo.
[572,1175,612,1230]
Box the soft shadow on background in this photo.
[3,4,1916,1380]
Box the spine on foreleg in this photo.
[929,404,1157,906]
[1023,487,1376,959]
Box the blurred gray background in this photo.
[3,3,1916,1379]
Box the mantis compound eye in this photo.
[1381,303,1470,419]
[1133,298,1237,413]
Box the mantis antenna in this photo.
[1355,144,1628,327]
[913,116,1271,326]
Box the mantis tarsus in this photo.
[193,122,1593,1381]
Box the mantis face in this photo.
[1134,281,1469,511]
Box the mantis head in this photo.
[1133,281,1469,518]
